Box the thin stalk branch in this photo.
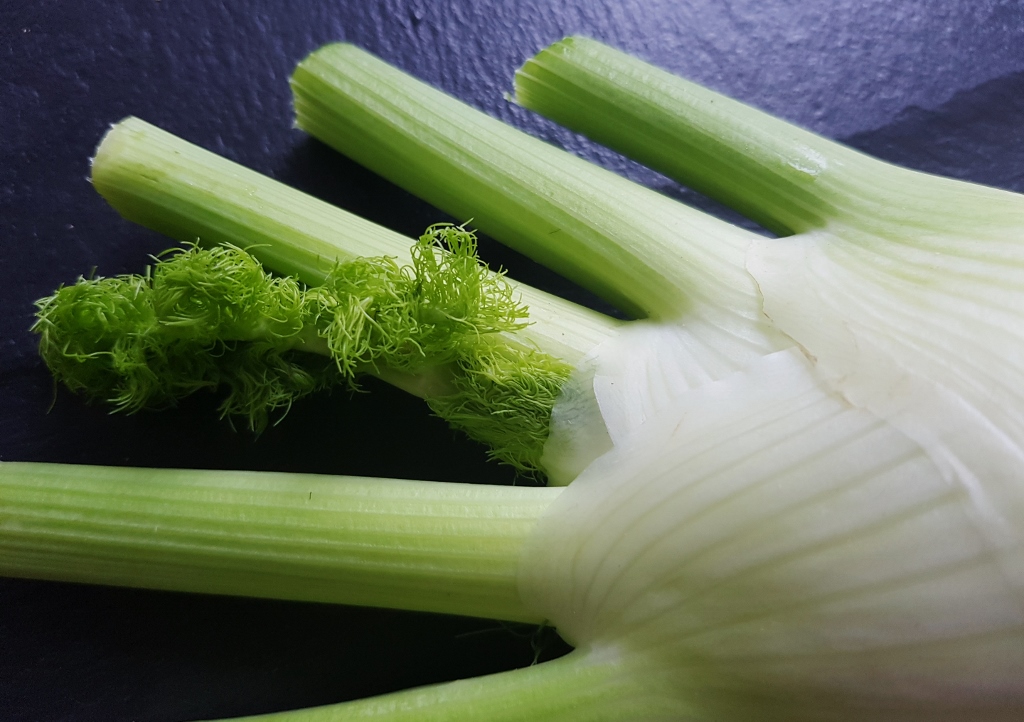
[91,118,618,368]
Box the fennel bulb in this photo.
[5,36,1024,721]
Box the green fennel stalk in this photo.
[90,117,617,366]
[0,462,556,622]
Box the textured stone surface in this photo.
[2,1,1023,719]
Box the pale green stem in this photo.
[91,117,617,368]
[513,37,900,235]
[514,40,1024,269]
[0,462,561,622]
[291,44,762,323]
[223,648,677,722]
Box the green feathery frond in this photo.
[33,225,570,470]
[33,244,324,430]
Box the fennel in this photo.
[5,37,1024,721]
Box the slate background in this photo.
[2,1,1024,720]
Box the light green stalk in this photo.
[514,37,859,235]
[92,117,617,367]
[0,462,560,622]
[512,36,1022,238]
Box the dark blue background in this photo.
[2,1,1024,719]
